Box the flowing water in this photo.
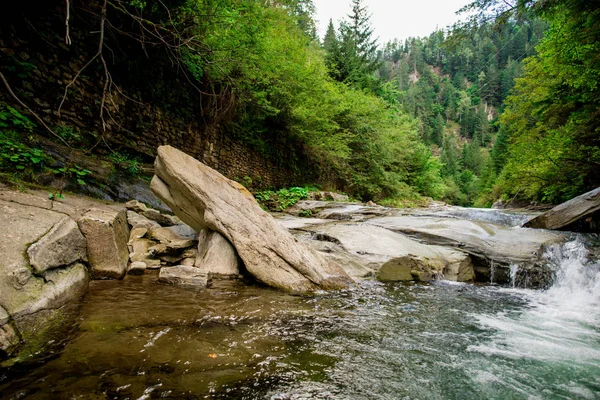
[1,230,599,399]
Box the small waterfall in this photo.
[509,264,520,288]
[489,261,496,284]
[471,237,600,364]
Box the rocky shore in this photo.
[2,146,596,368]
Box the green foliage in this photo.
[0,105,35,132]
[52,165,92,186]
[0,131,48,172]
[492,3,600,203]
[108,151,141,175]
[255,187,309,211]
[54,123,82,144]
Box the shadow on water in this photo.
[1,238,599,399]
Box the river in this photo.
[1,209,599,399]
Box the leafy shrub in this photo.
[0,131,48,172]
[108,151,141,175]
[255,186,309,211]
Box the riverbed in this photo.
[1,232,599,399]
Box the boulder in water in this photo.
[523,187,600,232]
[158,265,210,288]
[78,208,130,279]
[150,145,353,293]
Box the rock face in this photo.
[78,208,130,279]
[523,187,600,232]
[150,145,353,293]
[0,196,90,364]
[158,266,209,288]
[295,222,474,282]
[27,217,87,274]
[195,230,240,278]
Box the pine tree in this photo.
[326,0,381,86]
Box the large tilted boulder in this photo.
[150,145,353,293]
[523,187,600,232]
[78,208,130,279]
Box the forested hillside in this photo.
[0,0,598,206]
[373,19,547,205]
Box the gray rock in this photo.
[0,323,19,358]
[299,222,473,282]
[150,145,353,293]
[195,230,240,278]
[129,238,161,268]
[309,191,350,202]
[128,261,147,275]
[129,227,148,241]
[367,215,565,284]
[0,197,91,363]
[125,199,149,214]
[27,217,87,274]
[127,210,161,229]
[148,226,198,244]
[524,187,600,232]
[0,306,9,326]
[142,208,180,227]
[78,208,130,279]
[158,265,209,288]
[180,257,196,267]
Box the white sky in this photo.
[314,0,471,44]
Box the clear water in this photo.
[1,240,599,399]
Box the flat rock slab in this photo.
[524,187,600,232]
[298,222,474,282]
[367,216,566,266]
[78,208,130,280]
[150,145,353,293]
[127,210,161,230]
[158,266,209,288]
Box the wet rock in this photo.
[0,322,20,358]
[158,265,210,288]
[78,208,130,279]
[0,195,90,363]
[195,230,240,278]
[27,217,87,274]
[367,216,565,283]
[299,222,473,283]
[128,261,147,275]
[524,187,600,232]
[127,210,160,230]
[150,145,352,293]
